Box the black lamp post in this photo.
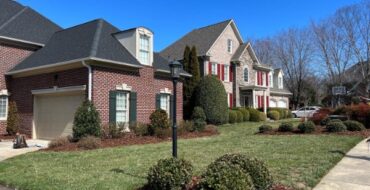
[169,60,182,158]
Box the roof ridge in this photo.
[194,19,232,31]
[90,19,104,57]
[0,6,28,30]
[54,18,105,34]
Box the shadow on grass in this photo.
[110,168,146,179]
[329,150,345,155]
[329,150,370,161]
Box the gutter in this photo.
[82,61,92,101]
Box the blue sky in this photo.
[19,0,359,51]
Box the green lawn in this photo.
[0,119,363,190]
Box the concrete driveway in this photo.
[0,139,49,161]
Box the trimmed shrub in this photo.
[270,108,286,119]
[235,110,244,123]
[333,106,348,115]
[147,158,193,190]
[328,119,343,123]
[310,108,332,125]
[320,117,331,126]
[48,136,70,148]
[229,110,237,124]
[192,107,206,131]
[129,122,151,136]
[249,108,263,122]
[213,153,273,190]
[343,120,365,131]
[267,110,280,120]
[297,121,315,133]
[326,121,346,132]
[237,108,250,121]
[150,109,170,129]
[101,123,124,139]
[259,125,273,133]
[278,122,294,132]
[73,101,101,140]
[259,112,267,121]
[286,110,293,118]
[179,120,195,132]
[6,101,20,136]
[193,75,229,125]
[77,136,101,150]
[199,161,254,190]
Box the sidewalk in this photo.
[314,138,370,190]
[0,139,49,161]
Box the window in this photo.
[224,65,229,82]
[0,96,7,120]
[278,77,283,89]
[262,72,266,86]
[160,94,170,116]
[116,92,129,124]
[211,63,217,75]
[243,67,249,82]
[269,74,273,87]
[139,34,150,65]
[227,39,233,53]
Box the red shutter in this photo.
[256,95,258,108]
[217,64,221,79]
[221,65,225,81]
[229,66,233,82]
[208,62,212,75]
[257,96,260,108]
[266,72,269,86]
[229,93,233,108]
[260,72,263,85]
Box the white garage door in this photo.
[277,100,287,108]
[270,100,277,107]
[34,93,84,140]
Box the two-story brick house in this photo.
[161,19,291,113]
[1,0,189,139]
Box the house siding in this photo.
[92,66,183,125]
[0,44,33,134]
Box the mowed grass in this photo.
[0,119,362,190]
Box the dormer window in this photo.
[243,67,249,82]
[139,34,150,65]
[278,77,283,89]
[227,39,233,53]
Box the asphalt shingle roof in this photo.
[0,0,61,45]
[160,19,232,60]
[9,19,141,72]
[231,43,249,61]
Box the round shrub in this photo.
[343,120,365,131]
[194,75,228,125]
[73,101,101,140]
[329,119,343,123]
[249,108,263,122]
[235,110,244,123]
[48,136,70,148]
[286,110,293,118]
[150,109,170,129]
[229,110,237,124]
[237,108,250,121]
[192,107,207,131]
[213,153,273,190]
[297,121,315,133]
[77,136,101,150]
[278,122,294,132]
[320,117,331,126]
[147,158,193,190]
[259,112,267,121]
[326,122,346,132]
[267,111,280,120]
[259,125,272,133]
[199,161,254,190]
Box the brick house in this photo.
[1,1,189,139]
[161,19,292,113]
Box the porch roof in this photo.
[240,85,268,91]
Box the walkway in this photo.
[0,139,49,161]
[314,138,370,190]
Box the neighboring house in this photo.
[1,0,189,139]
[161,19,291,112]
[0,0,61,135]
[344,61,370,97]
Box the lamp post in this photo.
[169,60,182,158]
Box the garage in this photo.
[277,100,287,108]
[270,99,277,107]
[34,91,85,140]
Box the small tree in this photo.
[6,101,20,135]
[73,100,101,140]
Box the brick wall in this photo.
[9,68,88,135]
[0,44,33,134]
[92,66,183,125]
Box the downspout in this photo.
[82,61,92,101]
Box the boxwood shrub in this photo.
[278,122,294,132]
[73,101,101,140]
[150,109,170,129]
[235,110,244,123]
[320,117,331,126]
[297,121,315,133]
[248,108,264,122]
[193,75,229,125]
[236,108,250,121]
[343,120,365,131]
[213,153,273,190]
[259,125,273,133]
[147,158,193,190]
[267,110,280,120]
[326,121,346,132]
[192,107,207,132]
[229,110,237,124]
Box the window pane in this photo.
[116,92,128,123]
[0,96,7,118]
[244,68,248,82]
[224,66,229,81]
[116,111,127,123]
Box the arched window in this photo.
[243,67,249,82]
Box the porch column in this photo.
[263,90,267,114]
[252,90,255,108]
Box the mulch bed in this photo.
[0,134,16,141]
[259,126,370,138]
[43,127,219,152]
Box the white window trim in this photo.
[139,34,150,65]
[211,63,218,75]
[159,94,171,116]
[116,91,130,124]
[278,77,283,89]
[0,96,8,121]
[224,65,229,82]
[116,83,132,91]
[243,66,249,82]
[262,72,266,87]
[269,73,273,87]
[227,39,233,53]
[227,93,230,107]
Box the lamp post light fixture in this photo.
[169,60,182,158]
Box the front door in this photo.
[242,96,250,107]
